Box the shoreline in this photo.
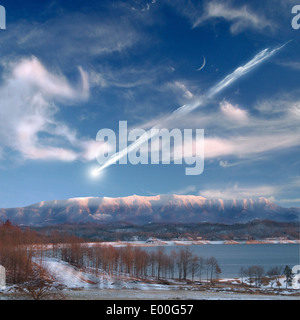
[85,239,300,247]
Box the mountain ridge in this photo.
[0,194,299,226]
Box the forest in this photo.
[32,219,300,241]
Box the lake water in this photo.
[145,244,300,278]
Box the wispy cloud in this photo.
[193,1,274,34]
[168,185,197,195]
[220,100,248,122]
[276,61,300,71]
[0,10,143,67]
[199,184,278,200]
[135,94,300,174]
[0,57,106,163]
[167,176,300,205]
[275,198,300,204]
[131,0,159,12]
[198,177,300,206]
[169,81,194,100]
[11,57,89,100]
[135,81,300,168]
[205,132,300,159]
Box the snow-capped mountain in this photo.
[0,195,299,226]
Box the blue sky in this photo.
[0,0,299,208]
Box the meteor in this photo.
[92,43,288,176]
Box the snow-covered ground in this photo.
[41,258,179,291]
[1,258,299,300]
[38,258,300,300]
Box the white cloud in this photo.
[199,184,278,200]
[138,91,300,166]
[193,1,274,34]
[275,198,300,204]
[173,81,194,99]
[197,177,300,204]
[204,137,235,159]
[219,157,267,168]
[79,140,111,162]
[220,100,248,122]
[277,61,300,71]
[169,185,197,195]
[11,57,89,100]
[0,57,106,163]
[204,132,299,160]
[0,10,143,71]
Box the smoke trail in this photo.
[94,129,158,172]
[93,44,286,175]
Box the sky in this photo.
[0,0,300,208]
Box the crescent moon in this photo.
[196,56,206,71]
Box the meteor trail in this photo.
[92,43,287,176]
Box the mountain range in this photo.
[0,195,299,226]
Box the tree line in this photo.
[54,243,222,283]
[239,265,296,288]
[34,220,300,241]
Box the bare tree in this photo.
[247,265,264,287]
[267,266,283,288]
[17,263,66,300]
[155,247,165,279]
[190,256,199,282]
[169,250,177,279]
[198,256,205,283]
[177,248,193,280]
[206,257,221,283]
